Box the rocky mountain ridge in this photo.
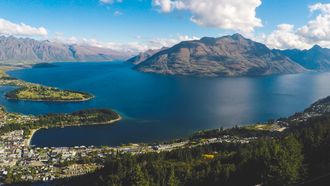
[133,34,306,77]
[0,36,130,64]
[276,45,330,71]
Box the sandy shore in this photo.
[24,129,38,147]
[88,115,122,125]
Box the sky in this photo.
[1,0,330,53]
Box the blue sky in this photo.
[1,0,330,52]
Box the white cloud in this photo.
[152,0,185,12]
[298,3,330,43]
[100,0,122,4]
[309,3,330,13]
[264,3,330,49]
[0,18,47,37]
[152,0,262,33]
[114,10,123,16]
[143,35,199,50]
[53,34,199,54]
[264,24,310,49]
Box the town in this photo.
[2,66,330,185]
[2,94,330,184]
[0,126,259,184]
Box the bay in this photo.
[3,62,330,147]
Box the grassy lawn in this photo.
[12,86,92,101]
[245,124,274,131]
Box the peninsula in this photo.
[0,106,121,144]
[2,93,330,185]
[0,66,93,102]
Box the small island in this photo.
[0,66,93,102]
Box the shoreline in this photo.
[2,66,123,148]
[24,129,38,147]
[2,66,94,102]
[5,94,94,102]
[25,115,122,147]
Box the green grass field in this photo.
[11,86,92,101]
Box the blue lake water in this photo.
[3,62,330,147]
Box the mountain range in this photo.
[2,34,330,77]
[133,34,306,77]
[0,36,130,64]
[276,45,330,71]
[126,48,167,65]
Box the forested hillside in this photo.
[51,112,330,186]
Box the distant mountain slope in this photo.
[0,36,130,64]
[277,45,330,71]
[126,47,167,65]
[135,34,305,77]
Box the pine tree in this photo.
[129,165,149,186]
[167,167,179,186]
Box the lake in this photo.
[3,62,330,147]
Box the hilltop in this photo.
[277,45,330,71]
[133,34,306,77]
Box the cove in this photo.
[3,62,330,147]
